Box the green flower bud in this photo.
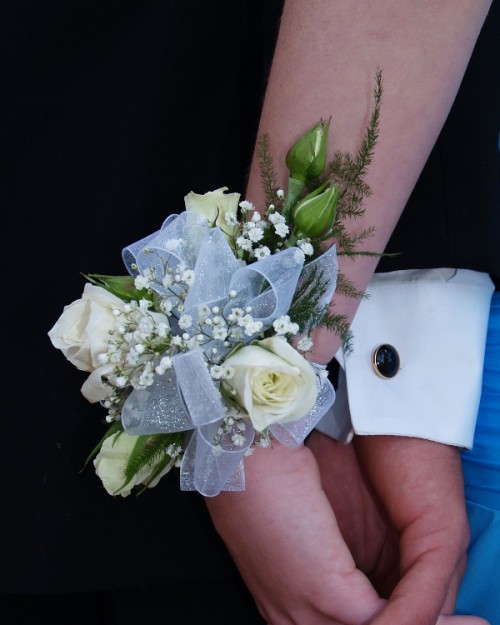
[293,183,339,238]
[84,274,152,301]
[285,119,330,182]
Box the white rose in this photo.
[94,431,171,497]
[184,187,240,240]
[223,337,317,432]
[48,284,125,372]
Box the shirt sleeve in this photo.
[316,268,495,448]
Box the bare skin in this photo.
[207,1,493,623]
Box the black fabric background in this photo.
[0,0,497,622]
[1,2,281,620]
[377,0,499,283]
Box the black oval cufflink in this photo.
[372,344,400,379]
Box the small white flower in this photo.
[126,348,140,366]
[254,246,271,260]
[162,273,174,288]
[236,236,253,252]
[231,433,246,447]
[210,365,223,380]
[230,307,244,319]
[248,228,264,243]
[229,290,238,298]
[221,365,234,380]
[155,355,173,375]
[239,200,255,211]
[160,299,174,315]
[138,363,154,387]
[198,303,211,316]
[156,322,169,338]
[274,222,289,238]
[178,314,193,330]
[228,328,243,342]
[115,376,128,387]
[268,212,285,225]
[165,238,183,252]
[182,270,195,286]
[251,211,261,223]
[212,327,228,341]
[224,210,238,226]
[134,274,150,290]
[237,313,253,327]
[297,336,314,352]
[171,335,183,347]
[276,189,285,199]
[244,321,263,336]
[273,315,293,335]
[299,242,314,256]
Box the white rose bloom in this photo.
[223,337,317,432]
[94,432,172,497]
[184,187,240,240]
[48,284,125,372]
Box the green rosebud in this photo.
[293,183,339,238]
[285,119,330,182]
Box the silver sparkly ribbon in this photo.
[120,212,338,496]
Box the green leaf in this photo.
[82,273,152,302]
[80,420,123,472]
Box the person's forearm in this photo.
[246,0,492,364]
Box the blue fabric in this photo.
[456,291,500,622]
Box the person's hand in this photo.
[206,442,387,625]
[307,430,476,625]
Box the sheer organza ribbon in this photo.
[120,212,338,496]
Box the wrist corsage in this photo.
[49,73,382,497]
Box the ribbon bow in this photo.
[120,212,338,496]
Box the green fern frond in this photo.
[119,432,183,492]
[335,273,367,300]
[257,134,280,207]
[134,454,173,497]
[319,311,354,354]
[289,266,331,332]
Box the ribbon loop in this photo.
[180,420,254,497]
[225,247,305,329]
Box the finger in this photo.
[355,436,469,625]
[441,551,467,615]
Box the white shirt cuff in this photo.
[316,268,494,448]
